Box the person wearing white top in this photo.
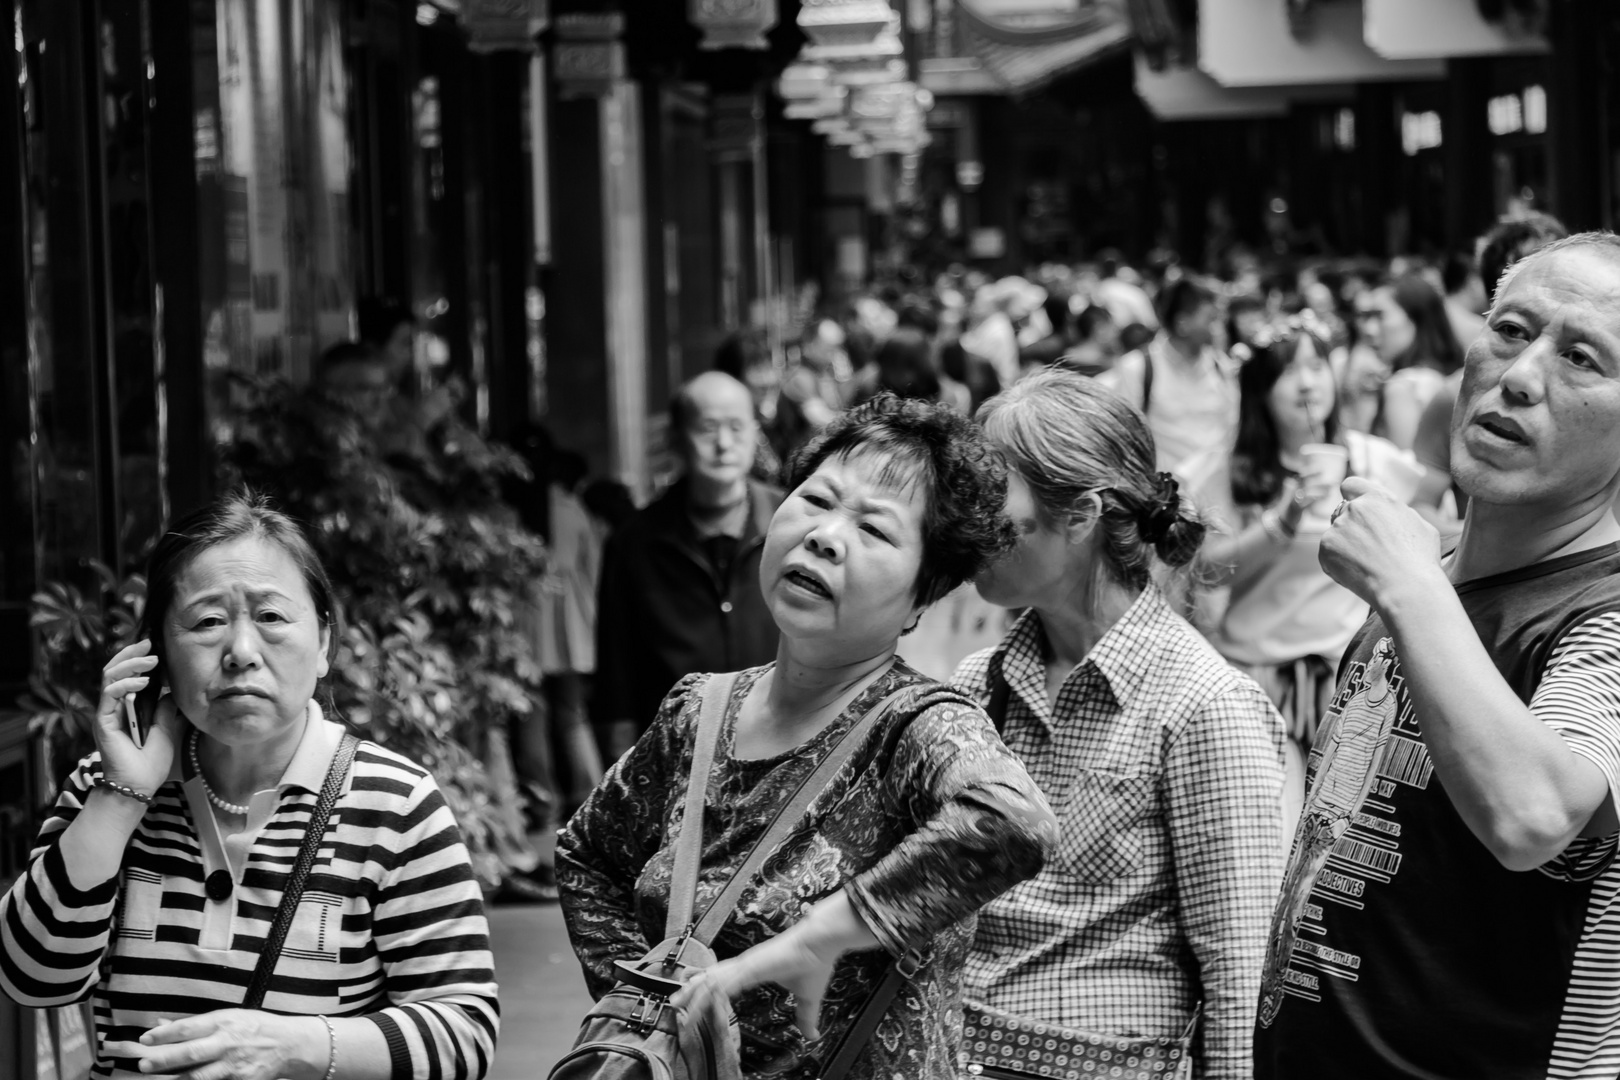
[1100,278,1239,473]
[1181,316,1425,827]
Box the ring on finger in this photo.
[1330,500,1349,524]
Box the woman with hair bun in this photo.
[955,367,1286,1080]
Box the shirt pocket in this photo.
[115,866,163,943]
[282,890,347,964]
[1056,769,1155,884]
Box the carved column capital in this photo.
[688,0,779,51]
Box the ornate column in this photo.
[688,0,779,50]
[464,0,549,52]
[549,11,650,495]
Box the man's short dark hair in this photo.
[786,393,1015,607]
[1479,212,1568,304]
[712,330,769,380]
[1158,278,1216,328]
[895,298,941,338]
[357,296,414,345]
[1441,252,1477,296]
[318,341,380,376]
[1075,304,1115,340]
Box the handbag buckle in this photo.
[626,993,667,1034]
[896,948,926,979]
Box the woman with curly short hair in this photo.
[557,394,1056,1079]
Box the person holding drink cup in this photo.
[0,491,498,1080]
[1179,313,1427,825]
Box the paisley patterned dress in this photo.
[556,661,1056,1080]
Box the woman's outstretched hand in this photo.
[670,891,881,1043]
[96,639,184,799]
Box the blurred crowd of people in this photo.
[507,208,1578,892]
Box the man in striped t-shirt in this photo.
[1255,234,1620,1078]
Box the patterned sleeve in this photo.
[363,768,501,1080]
[949,648,995,704]
[1532,612,1620,883]
[844,691,1056,960]
[1163,680,1286,1080]
[555,675,694,997]
[0,755,118,1006]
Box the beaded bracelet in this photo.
[319,1015,337,1080]
[93,777,153,805]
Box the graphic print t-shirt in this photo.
[1254,542,1620,1080]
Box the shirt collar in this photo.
[166,700,345,794]
[672,479,776,545]
[277,701,346,794]
[989,586,1169,723]
[1082,587,1168,708]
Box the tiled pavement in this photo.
[488,901,590,1078]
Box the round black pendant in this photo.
[205,869,233,903]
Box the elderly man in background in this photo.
[593,371,783,760]
[1256,233,1620,1078]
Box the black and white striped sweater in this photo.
[0,713,499,1080]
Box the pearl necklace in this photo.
[189,731,252,816]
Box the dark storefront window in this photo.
[412,14,489,428]
[193,0,354,445]
[14,1,117,586]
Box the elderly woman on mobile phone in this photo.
[0,491,498,1080]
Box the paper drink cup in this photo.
[1300,443,1350,512]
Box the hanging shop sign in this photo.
[1198,0,1442,88]
[799,0,894,47]
[465,0,547,52]
[553,13,625,99]
[1362,0,1545,60]
[1135,54,1348,120]
[689,0,779,50]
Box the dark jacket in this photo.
[592,478,784,732]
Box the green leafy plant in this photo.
[20,563,146,791]
[220,377,549,888]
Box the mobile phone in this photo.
[128,643,166,747]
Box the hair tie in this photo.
[1141,472,1181,544]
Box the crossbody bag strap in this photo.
[691,673,913,946]
[664,672,740,940]
[815,949,925,1080]
[985,669,1011,734]
[242,731,361,1010]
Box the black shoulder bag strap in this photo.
[242,732,362,1009]
[985,670,1011,734]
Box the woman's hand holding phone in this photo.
[96,639,183,800]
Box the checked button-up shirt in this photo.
[954,587,1286,1080]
